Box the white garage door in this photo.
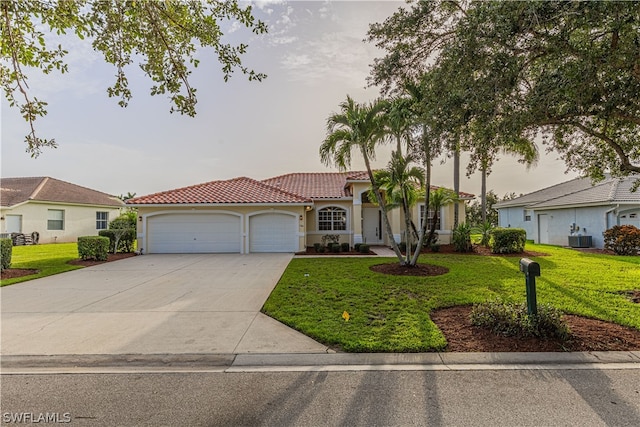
[249,213,298,253]
[148,213,241,253]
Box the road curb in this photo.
[2,351,638,374]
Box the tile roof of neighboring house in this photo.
[494,174,640,209]
[0,177,124,208]
[127,177,311,205]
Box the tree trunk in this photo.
[453,144,460,227]
[410,127,432,266]
[361,146,405,264]
[481,165,487,224]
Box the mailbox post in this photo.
[519,258,541,315]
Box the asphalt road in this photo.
[2,369,639,426]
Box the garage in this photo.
[147,213,241,253]
[249,212,298,253]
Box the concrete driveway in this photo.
[1,254,329,356]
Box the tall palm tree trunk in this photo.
[453,145,460,227]
[410,129,432,266]
[361,147,405,263]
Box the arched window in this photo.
[318,207,347,231]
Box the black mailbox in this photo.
[519,258,540,277]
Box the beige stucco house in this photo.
[126,172,473,254]
[0,177,124,244]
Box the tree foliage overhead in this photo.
[368,0,640,183]
[1,0,267,156]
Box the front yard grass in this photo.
[0,243,83,287]
[262,244,640,352]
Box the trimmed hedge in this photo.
[603,225,640,255]
[490,228,526,254]
[78,236,109,261]
[1,238,12,270]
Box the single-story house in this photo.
[494,174,640,249]
[0,177,125,244]
[126,172,474,254]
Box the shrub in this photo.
[354,243,362,252]
[321,234,340,246]
[77,236,109,261]
[99,228,136,253]
[313,243,322,252]
[1,238,12,270]
[430,244,440,252]
[398,242,407,253]
[490,228,526,254]
[452,223,473,252]
[470,299,570,340]
[329,243,341,253]
[603,225,640,255]
[472,221,494,247]
[359,244,370,254]
[100,213,137,253]
[341,242,350,252]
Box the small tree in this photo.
[102,213,137,253]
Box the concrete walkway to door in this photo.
[1,254,330,356]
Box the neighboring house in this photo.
[0,177,124,244]
[494,174,640,249]
[126,172,473,254]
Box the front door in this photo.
[362,207,383,244]
[538,214,549,244]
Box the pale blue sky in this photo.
[1,0,577,199]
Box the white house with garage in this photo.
[126,172,473,254]
[494,174,640,249]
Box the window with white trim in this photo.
[420,205,441,230]
[524,210,532,222]
[47,209,65,230]
[318,207,347,231]
[96,212,109,229]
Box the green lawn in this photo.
[1,243,83,287]
[262,244,640,352]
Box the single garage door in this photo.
[249,213,298,253]
[148,213,241,253]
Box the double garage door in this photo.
[147,213,297,253]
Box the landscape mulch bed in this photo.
[431,305,640,352]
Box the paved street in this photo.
[2,369,639,426]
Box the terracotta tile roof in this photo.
[262,172,356,199]
[128,172,475,205]
[1,177,124,208]
[127,177,311,205]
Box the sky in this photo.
[1,0,578,201]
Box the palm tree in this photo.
[372,151,425,264]
[424,187,457,248]
[384,96,414,156]
[320,95,405,263]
